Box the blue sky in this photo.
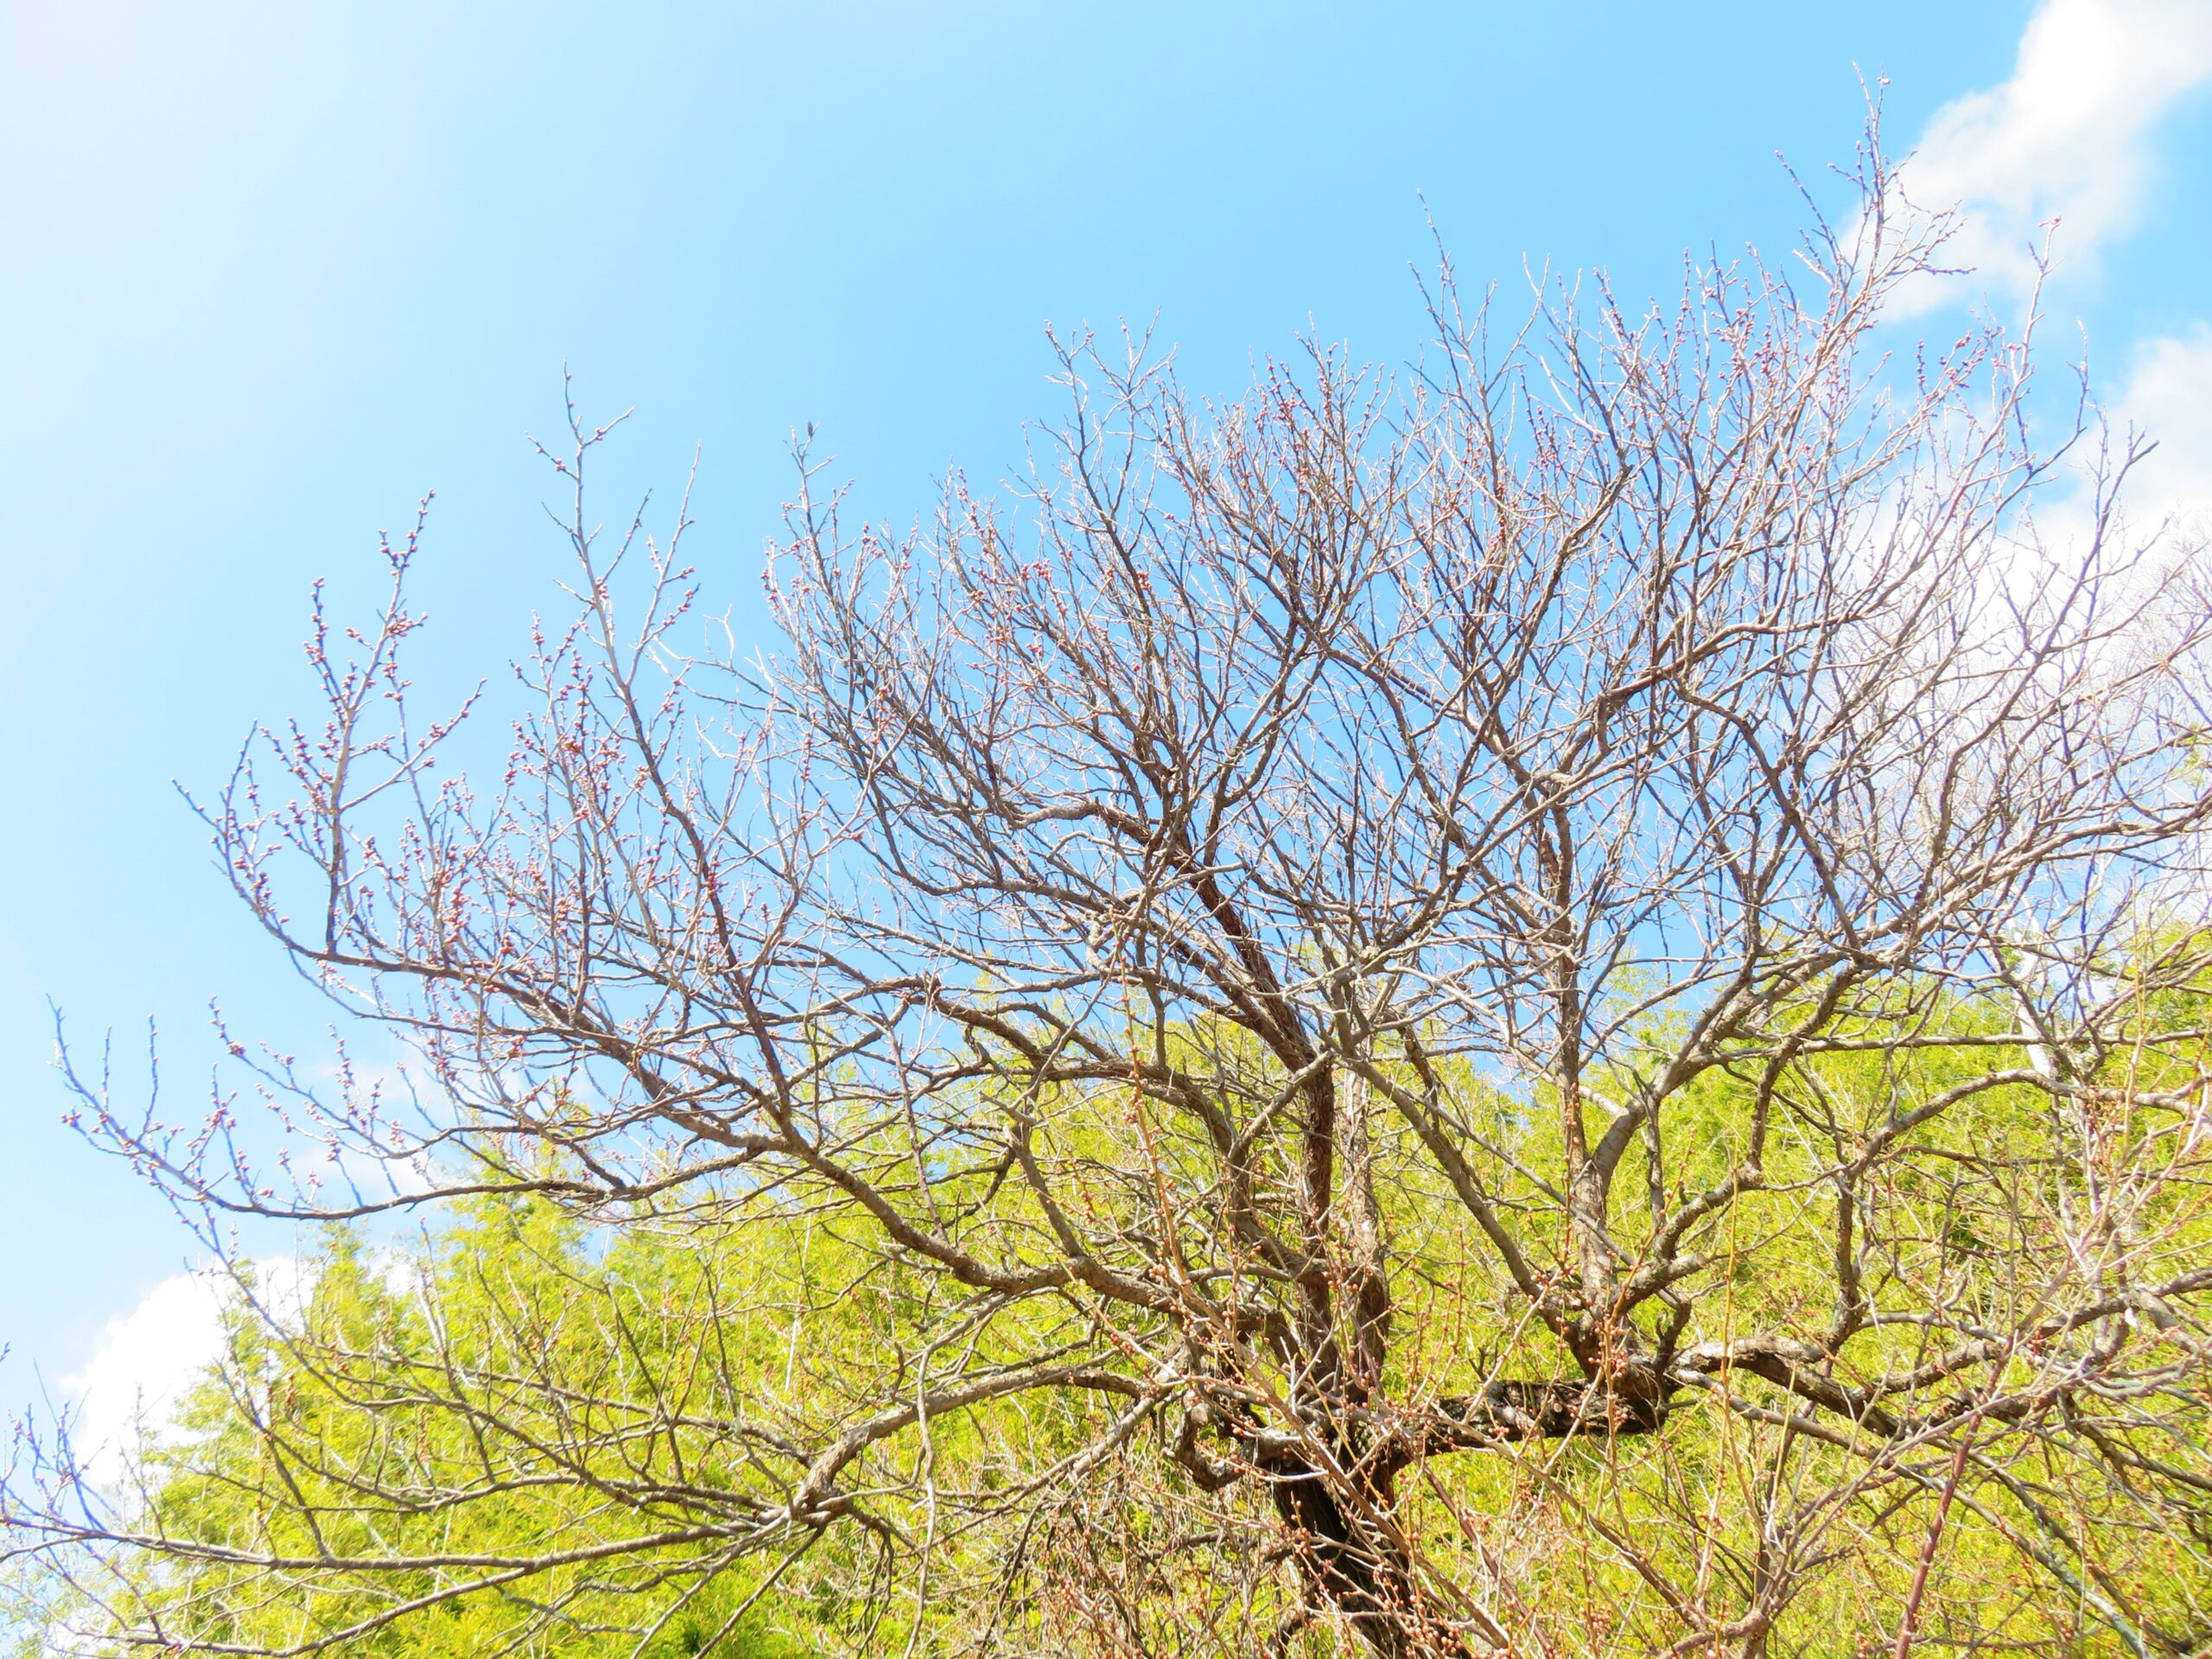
[4,0,2210,1443]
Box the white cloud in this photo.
[2031,327,2212,557]
[1895,0,2212,311]
[2110,327,2212,532]
[60,1257,303,1488]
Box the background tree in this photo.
[10,143,2212,1656]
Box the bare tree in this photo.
[13,142,2212,1657]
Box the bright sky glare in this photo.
[3,0,2209,1452]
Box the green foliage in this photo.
[29,956,2212,1657]
[45,1198,884,1657]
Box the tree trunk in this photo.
[1267,1453,1471,1659]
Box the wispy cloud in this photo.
[1887,3,2212,543]
[1896,0,2212,310]
[60,1258,303,1487]
[2107,326,2212,531]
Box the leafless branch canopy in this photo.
[17,147,2212,1657]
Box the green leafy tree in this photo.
[27,1199,885,1656]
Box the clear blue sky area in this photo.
[3,2,2206,1397]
